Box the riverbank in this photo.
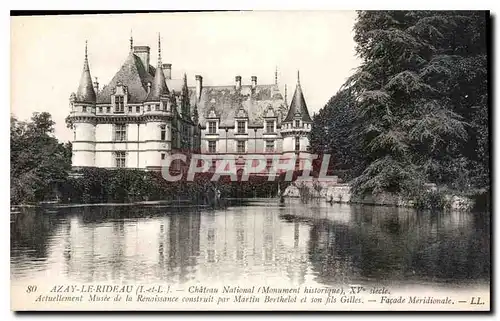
[10,199,217,213]
[283,181,489,212]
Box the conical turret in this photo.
[283,70,312,122]
[145,34,169,101]
[76,41,96,103]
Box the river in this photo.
[11,199,490,293]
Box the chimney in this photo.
[235,75,242,90]
[195,75,203,101]
[162,63,172,80]
[251,76,257,89]
[133,46,150,70]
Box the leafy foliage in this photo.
[311,11,489,202]
[311,11,489,205]
[11,112,72,204]
[309,89,364,181]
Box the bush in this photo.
[413,189,451,211]
[59,168,202,204]
[58,168,282,205]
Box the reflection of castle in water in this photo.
[10,203,490,286]
[59,205,311,284]
[62,210,201,282]
[196,206,310,286]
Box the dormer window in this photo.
[237,121,246,134]
[115,96,124,113]
[295,120,300,128]
[208,121,217,134]
[266,120,274,133]
[82,106,87,112]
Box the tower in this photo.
[70,41,97,167]
[281,71,313,169]
[143,33,172,169]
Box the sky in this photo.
[11,11,361,142]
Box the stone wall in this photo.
[325,184,351,203]
[282,178,339,199]
[284,181,475,211]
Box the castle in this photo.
[68,36,313,171]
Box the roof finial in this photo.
[83,40,89,71]
[297,70,300,85]
[130,29,133,51]
[157,32,162,66]
[275,66,278,85]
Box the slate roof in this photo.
[96,52,155,104]
[283,82,312,122]
[145,62,169,101]
[76,52,96,103]
[188,84,287,127]
[94,51,288,126]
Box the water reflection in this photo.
[11,201,490,288]
[297,204,490,285]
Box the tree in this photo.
[343,11,488,197]
[309,88,364,181]
[65,115,74,130]
[11,112,72,204]
[436,12,489,191]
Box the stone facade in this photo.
[69,38,314,171]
